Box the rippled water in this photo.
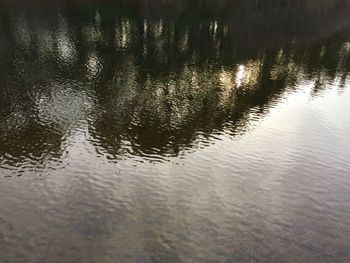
[1,0,350,262]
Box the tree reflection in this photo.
[0,0,350,164]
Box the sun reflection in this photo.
[235,65,245,88]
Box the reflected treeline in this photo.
[1,0,350,164]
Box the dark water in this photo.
[1,0,350,262]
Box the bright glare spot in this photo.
[235,65,245,87]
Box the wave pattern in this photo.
[0,1,350,262]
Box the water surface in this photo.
[0,0,350,262]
